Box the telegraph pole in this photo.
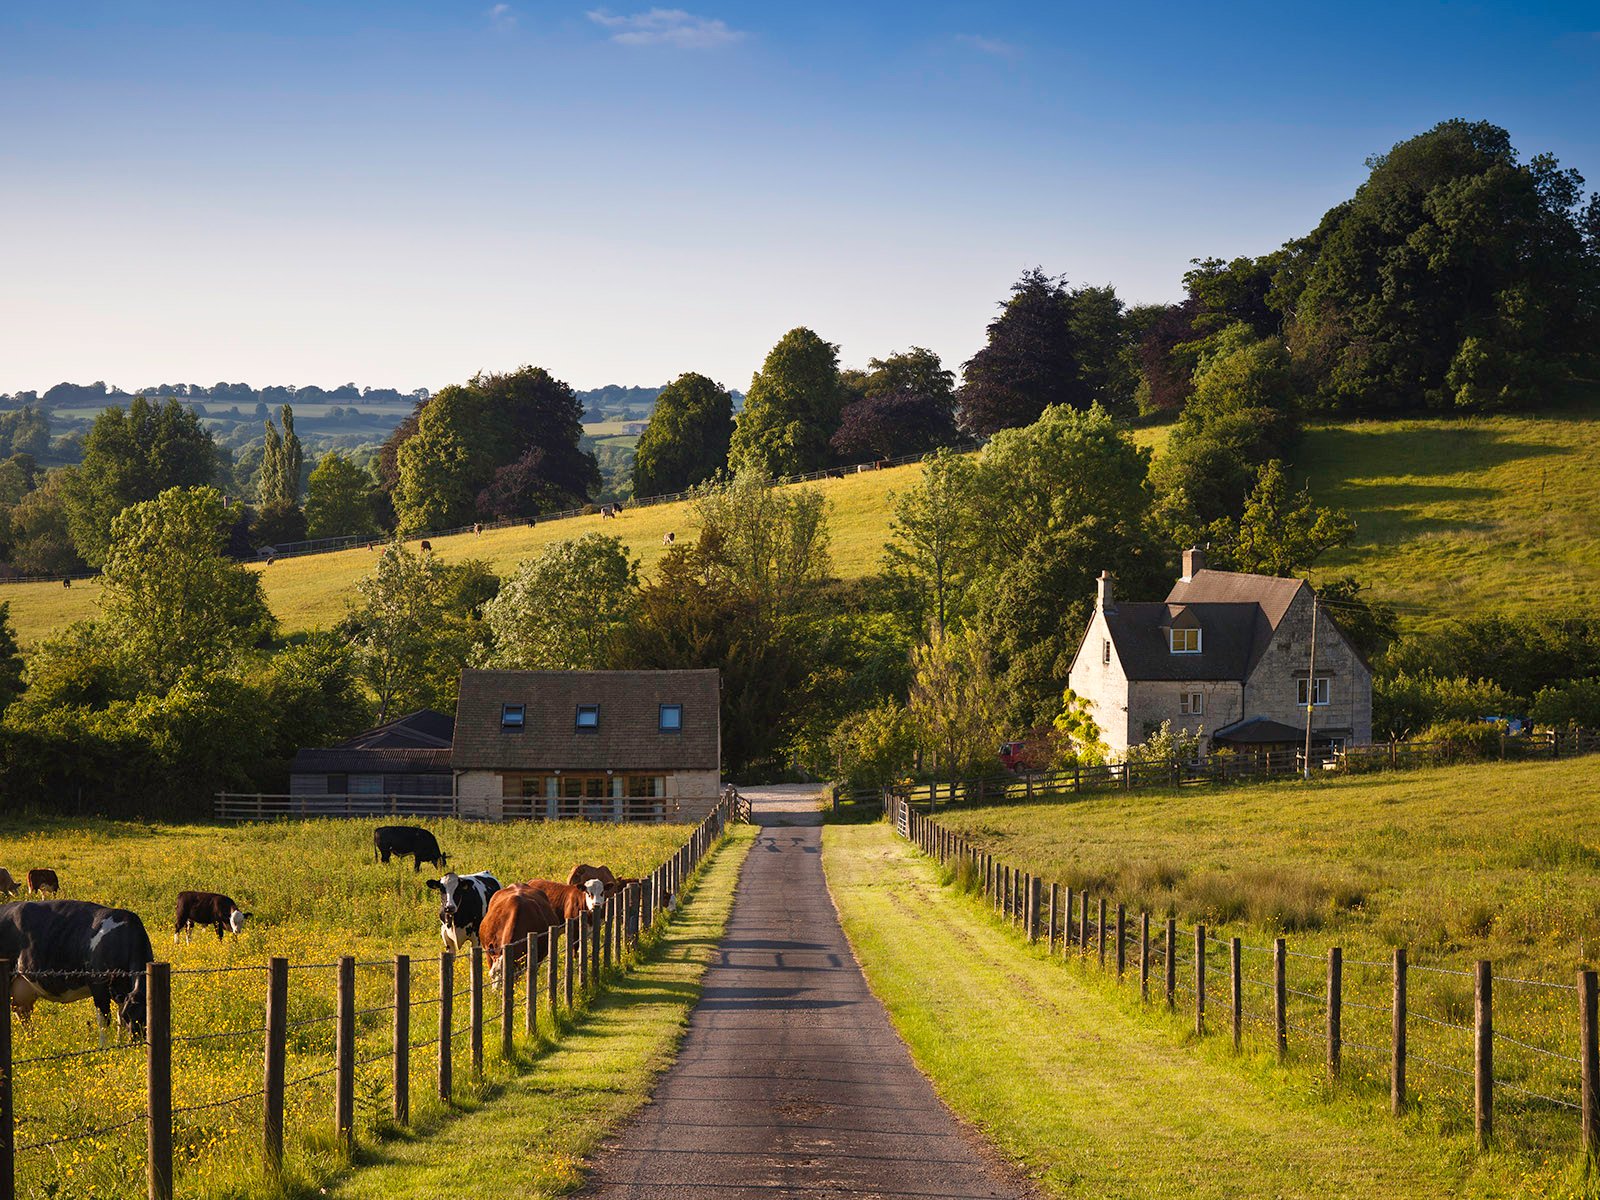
[1303,592,1319,779]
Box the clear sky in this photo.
[3,1,1596,395]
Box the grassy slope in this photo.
[825,822,1505,1199]
[331,823,754,1200]
[3,405,1598,643]
[0,815,702,1199]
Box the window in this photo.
[1169,627,1201,654]
[501,703,525,730]
[1180,691,1203,715]
[1102,638,1111,665]
[1297,677,1331,707]
[659,703,683,732]
[575,704,600,731]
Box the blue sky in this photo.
[2,2,1596,394]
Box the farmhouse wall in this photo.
[1243,589,1373,745]
[1125,679,1245,748]
[456,770,503,821]
[1067,607,1133,754]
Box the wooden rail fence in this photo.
[891,798,1600,1162]
[0,796,739,1200]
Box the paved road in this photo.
[582,786,1030,1200]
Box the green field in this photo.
[3,405,1598,645]
[0,814,707,1199]
[921,757,1600,1180]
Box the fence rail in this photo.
[881,727,1600,812]
[214,791,734,823]
[891,799,1600,1162]
[0,791,741,1200]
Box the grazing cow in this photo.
[662,531,675,546]
[520,878,604,920]
[0,900,154,1046]
[419,539,432,552]
[566,864,637,899]
[174,891,250,942]
[600,504,615,519]
[62,577,71,589]
[0,869,18,898]
[27,869,59,896]
[479,885,563,988]
[374,826,448,872]
[425,871,502,953]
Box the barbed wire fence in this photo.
[892,799,1600,1164]
[0,794,739,1200]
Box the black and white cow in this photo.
[373,826,448,872]
[425,871,502,953]
[0,900,154,1046]
[174,891,250,942]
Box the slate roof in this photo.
[452,669,720,773]
[1103,602,1257,682]
[339,709,455,750]
[291,747,453,775]
[1212,716,1305,745]
[1166,569,1308,676]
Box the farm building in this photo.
[1067,549,1372,758]
[288,708,454,808]
[451,668,722,822]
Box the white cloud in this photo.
[487,4,517,30]
[954,33,1020,58]
[586,8,746,49]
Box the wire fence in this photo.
[895,799,1600,1164]
[0,793,741,1200]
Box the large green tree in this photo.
[881,448,979,634]
[257,404,304,509]
[305,451,381,540]
[631,373,734,496]
[728,328,848,476]
[481,534,639,670]
[62,398,217,564]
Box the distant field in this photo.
[3,406,1598,643]
[0,813,697,1198]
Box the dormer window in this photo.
[659,703,683,732]
[575,704,600,731]
[1170,627,1201,654]
[501,703,525,730]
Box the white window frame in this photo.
[1180,691,1203,715]
[1102,638,1111,665]
[1169,627,1201,654]
[1297,677,1331,707]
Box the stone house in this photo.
[451,668,722,822]
[1066,549,1373,758]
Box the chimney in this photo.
[1096,570,1115,612]
[1182,546,1205,582]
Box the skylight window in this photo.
[659,703,683,732]
[501,703,525,730]
[575,704,600,731]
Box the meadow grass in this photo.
[0,813,709,1199]
[824,820,1595,1199]
[926,757,1600,1182]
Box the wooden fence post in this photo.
[526,933,539,1039]
[393,955,410,1127]
[1392,947,1407,1116]
[335,956,355,1152]
[1274,938,1288,1060]
[565,918,577,1011]
[1327,947,1342,1079]
[469,944,484,1077]
[438,951,453,1102]
[0,960,12,1200]
[1116,904,1126,980]
[579,912,590,994]
[1098,898,1108,968]
[501,942,516,1060]
[1028,877,1042,943]
[1580,968,1598,1162]
[1230,937,1242,1050]
[1476,959,1492,1149]
[1140,913,1150,1001]
[263,956,287,1170]
[1064,887,1074,949]
[1081,895,1091,959]
[1165,917,1177,1010]
[147,960,172,1200]
[1194,926,1206,1035]
[1048,884,1059,952]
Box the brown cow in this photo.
[27,869,59,897]
[174,891,250,942]
[479,884,562,988]
[520,877,604,920]
[0,869,19,898]
[567,864,636,899]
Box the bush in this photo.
[1529,677,1600,729]
[1415,719,1505,764]
[1373,671,1519,738]
[829,701,916,789]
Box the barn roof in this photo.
[291,747,453,775]
[451,669,720,773]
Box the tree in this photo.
[829,394,958,460]
[255,634,372,759]
[1131,300,1200,415]
[4,472,85,576]
[0,602,22,713]
[1314,577,1399,663]
[728,328,847,476]
[1530,678,1600,729]
[305,452,381,540]
[881,449,979,634]
[907,626,1008,778]
[250,501,307,547]
[257,405,304,508]
[482,535,639,670]
[828,701,916,788]
[631,372,734,496]
[958,269,1079,435]
[1283,119,1600,413]
[394,401,474,533]
[860,346,956,405]
[98,486,274,690]
[691,472,831,616]
[1221,460,1354,576]
[63,397,217,565]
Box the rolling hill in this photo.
[1,405,1596,645]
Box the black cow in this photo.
[425,871,501,953]
[0,900,154,1045]
[174,891,250,942]
[374,826,448,872]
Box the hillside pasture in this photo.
[0,814,695,1199]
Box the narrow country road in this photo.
[582,786,1031,1200]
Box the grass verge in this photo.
[823,821,1600,1199]
[327,822,755,1200]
